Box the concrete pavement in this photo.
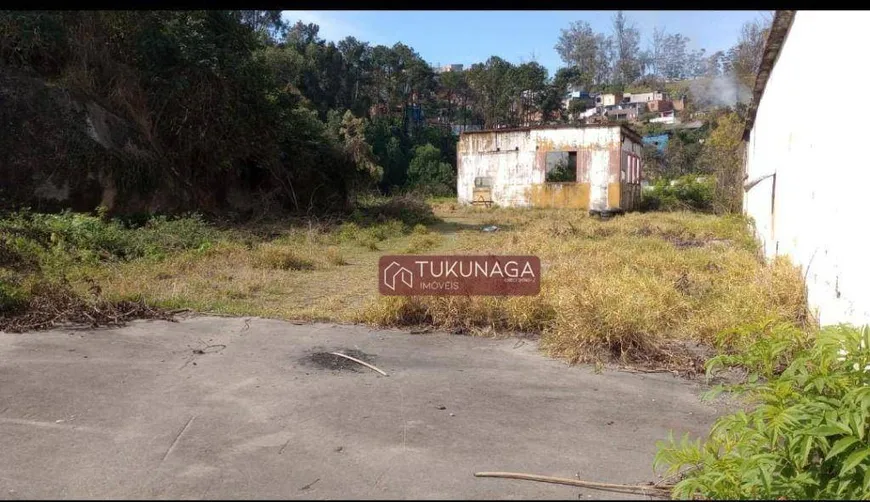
[0,316,725,499]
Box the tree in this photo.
[555,21,600,90]
[234,10,287,41]
[698,111,744,213]
[407,143,454,195]
[649,26,667,78]
[661,32,690,80]
[726,18,771,88]
[337,110,382,183]
[611,11,642,87]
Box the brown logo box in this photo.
[379,255,541,296]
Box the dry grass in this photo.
[253,243,315,271]
[358,206,809,370]
[19,201,808,369]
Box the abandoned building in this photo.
[457,124,643,213]
[743,10,870,326]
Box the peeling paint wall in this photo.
[457,126,642,211]
[744,11,870,327]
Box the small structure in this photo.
[642,133,670,152]
[647,99,673,113]
[435,64,464,73]
[650,111,677,124]
[457,124,643,212]
[605,106,639,122]
[595,93,623,107]
[624,91,668,104]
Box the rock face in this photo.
[0,69,177,214]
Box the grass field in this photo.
[0,197,809,369]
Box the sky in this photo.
[281,10,769,77]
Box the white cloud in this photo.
[281,11,381,44]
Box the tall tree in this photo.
[234,10,287,41]
[726,18,771,88]
[611,11,642,87]
[555,21,600,90]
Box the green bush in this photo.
[406,143,455,197]
[0,280,29,315]
[641,175,715,212]
[0,210,216,267]
[655,324,870,499]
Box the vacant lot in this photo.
[0,198,807,369]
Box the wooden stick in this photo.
[473,472,672,497]
[329,352,388,376]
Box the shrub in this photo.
[0,279,29,315]
[403,233,440,254]
[406,143,455,196]
[641,175,715,212]
[655,324,870,500]
[353,193,438,227]
[324,246,347,266]
[0,210,216,265]
[253,244,314,271]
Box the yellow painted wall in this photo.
[527,183,591,209]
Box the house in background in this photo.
[649,110,677,124]
[647,99,673,113]
[434,64,464,74]
[743,10,870,326]
[595,93,623,107]
[457,124,643,213]
[624,91,668,104]
[605,106,639,122]
[564,86,595,114]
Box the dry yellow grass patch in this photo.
[358,208,808,368]
[54,202,807,368]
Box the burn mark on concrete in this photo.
[301,349,377,373]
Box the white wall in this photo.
[744,11,870,327]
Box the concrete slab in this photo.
[0,317,725,499]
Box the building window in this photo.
[474,176,493,188]
[545,151,577,182]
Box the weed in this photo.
[253,244,314,271]
[359,208,807,368]
[656,324,870,499]
[403,233,440,254]
[325,246,348,266]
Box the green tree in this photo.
[554,21,600,90]
[699,111,744,213]
[407,143,454,195]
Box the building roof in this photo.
[459,123,643,143]
[743,10,797,141]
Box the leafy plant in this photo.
[641,175,715,212]
[655,324,870,500]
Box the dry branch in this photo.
[329,352,388,376]
[473,471,672,498]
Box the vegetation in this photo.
[641,175,716,212]
[0,11,772,217]
[359,203,806,369]
[656,324,870,499]
[0,200,807,371]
